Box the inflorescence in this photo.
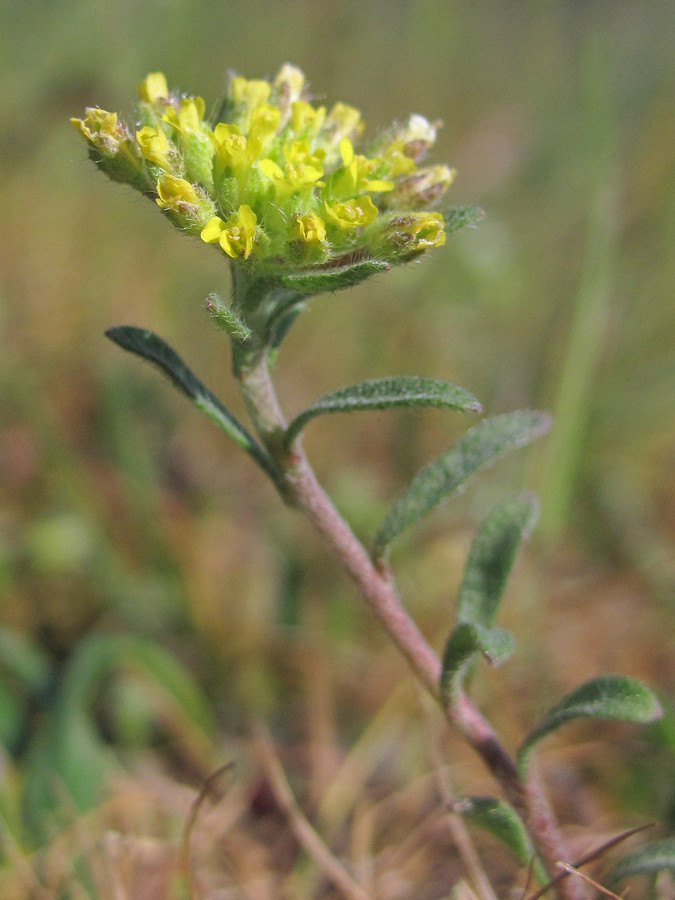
[72,65,455,279]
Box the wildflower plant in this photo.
[71,66,670,898]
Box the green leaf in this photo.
[605,837,675,884]
[26,633,217,816]
[0,625,52,694]
[457,494,539,628]
[440,622,514,704]
[518,675,663,772]
[374,411,550,554]
[441,204,486,234]
[280,258,390,294]
[285,376,482,448]
[105,326,274,476]
[453,796,547,883]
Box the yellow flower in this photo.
[324,196,378,229]
[136,125,176,171]
[155,173,199,209]
[333,138,394,195]
[155,174,215,232]
[323,102,363,148]
[71,108,120,149]
[290,100,326,136]
[200,205,258,259]
[387,164,455,209]
[274,64,306,104]
[210,123,253,182]
[247,104,282,157]
[293,211,327,245]
[410,212,446,248]
[273,65,308,129]
[258,144,324,197]
[163,96,206,135]
[138,72,169,105]
[386,212,446,256]
[230,77,271,110]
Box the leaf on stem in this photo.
[453,796,548,883]
[205,292,252,341]
[284,376,482,448]
[440,622,514,704]
[441,204,486,234]
[105,326,274,475]
[605,837,675,885]
[457,493,539,628]
[373,411,550,555]
[280,259,390,295]
[518,675,662,773]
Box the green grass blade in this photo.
[285,376,482,448]
[605,837,675,885]
[374,411,550,555]
[518,675,662,773]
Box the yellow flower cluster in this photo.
[72,65,455,272]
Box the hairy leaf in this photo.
[457,493,539,627]
[285,376,482,447]
[280,258,390,294]
[105,326,274,475]
[441,204,486,234]
[605,837,675,885]
[374,411,550,554]
[440,622,514,704]
[454,796,547,883]
[518,675,662,772]
[205,292,252,341]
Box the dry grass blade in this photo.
[254,725,374,900]
[179,762,237,900]
[421,694,499,900]
[555,862,626,899]
[524,824,654,900]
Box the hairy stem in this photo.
[233,345,584,900]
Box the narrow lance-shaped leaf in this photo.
[518,675,662,773]
[605,837,675,886]
[284,376,482,448]
[440,622,514,705]
[105,326,274,477]
[457,493,539,627]
[453,796,548,885]
[374,410,551,555]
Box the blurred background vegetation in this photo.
[1,1,674,896]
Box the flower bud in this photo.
[155,174,216,233]
[378,212,446,262]
[70,109,148,188]
[384,165,455,209]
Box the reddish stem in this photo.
[235,348,585,900]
